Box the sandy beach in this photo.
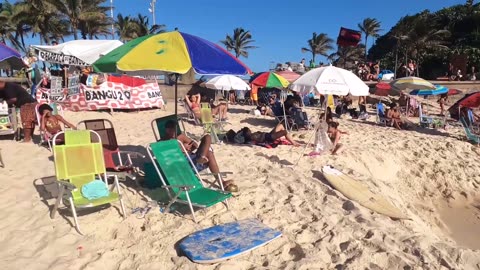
[1,97,480,270]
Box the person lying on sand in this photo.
[327,121,347,155]
[163,120,238,192]
[38,104,76,141]
[244,123,300,146]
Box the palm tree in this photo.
[328,44,365,68]
[220,28,258,58]
[14,0,67,44]
[132,14,166,36]
[0,1,23,51]
[48,0,110,40]
[358,18,382,60]
[115,14,137,41]
[301,32,334,64]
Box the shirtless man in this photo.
[387,103,403,130]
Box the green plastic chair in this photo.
[460,117,480,145]
[146,139,231,222]
[151,114,184,141]
[51,130,126,234]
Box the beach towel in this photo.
[81,180,109,200]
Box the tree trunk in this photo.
[364,35,368,61]
[312,52,316,65]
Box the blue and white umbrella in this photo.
[409,84,448,96]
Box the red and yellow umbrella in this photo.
[249,72,290,88]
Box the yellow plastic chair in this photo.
[51,130,126,234]
[200,103,222,143]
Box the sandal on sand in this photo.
[197,156,209,164]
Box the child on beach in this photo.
[38,104,76,140]
[437,93,448,116]
[327,121,347,155]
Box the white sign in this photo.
[37,50,89,66]
[49,76,63,97]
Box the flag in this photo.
[337,27,361,47]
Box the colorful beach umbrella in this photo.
[204,75,250,91]
[250,72,290,88]
[391,76,436,90]
[290,65,369,96]
[93,31,251,75]
[409,84,448,96]
[447,88,462,96]
[0,43,26,70]
[93,31,251,115]
[275,70,301,83]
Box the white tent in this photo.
[31,40,123,66]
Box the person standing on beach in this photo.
[0,80,38,142]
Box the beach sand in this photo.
[1,99,480,270]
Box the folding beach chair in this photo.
[418,104,433,128]
[151,114,185,141]
[200,103,223,143]
[467,109,480,133]
[51,130,126,234]
[146,140,232,222]
[181,99,201,125]
[35,103,64,151]
[376,102,388,126]
[77,119,144,177]
[460,117,480,145]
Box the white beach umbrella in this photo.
[204,75,251,91]
[289,65,369,96]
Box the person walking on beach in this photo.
[0,80,37,142]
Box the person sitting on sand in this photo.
[244,122,300,146]
[327,121,347,155]
[387,103,403,130]
[38,104,76,140]
[163,120,238,192]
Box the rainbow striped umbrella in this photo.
[391,76,435,90]
[249,72,290,88]
[409,84,448,96]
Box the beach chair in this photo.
[146,140,231,222]
[200,103,223,143]
[460,117,480,145]
[181,99,201,125]
[376,102,388,126]
[418,104,434,128]
[77,119,144,180]
[467,109,480,133]
[51,130,126,234]
[35,103,64,151]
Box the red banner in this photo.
[337,27,361,47]
[36,81,165,111]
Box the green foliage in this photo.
[220,27,258,58]
[115,13,166,42]
[301,32,334,63]
[369,2,480,78]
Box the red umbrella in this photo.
[371,82,391,96]
[275,70,301,83]
[447,88,461,96]
[458,92,480,108]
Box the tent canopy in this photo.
[31,40,123,66]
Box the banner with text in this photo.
[36,81,165,111]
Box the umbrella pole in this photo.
[174,73,179,116]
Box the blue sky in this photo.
[24,0,468,72]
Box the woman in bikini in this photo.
[244,123,300,146]
[185,94,229,121]
[38,104,76,141]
